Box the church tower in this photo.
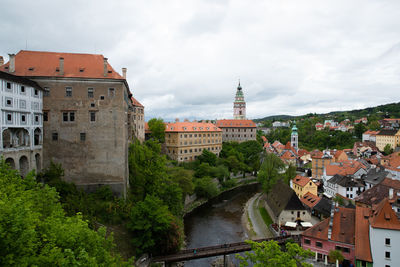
[233,81,246,120]
[291,121,298,151]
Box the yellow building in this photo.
[375,129,400,151]
[164,121,222,162]
[291,175,318,199]
[311,150,335,179]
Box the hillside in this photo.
[255,102,400,122]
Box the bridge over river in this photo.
[152,235,300,265]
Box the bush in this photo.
[194,177,219,199]
[221,179,237,190]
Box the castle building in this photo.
[0,51,141,196]
[164,121,222,162]
[215,119,256,143]
[233,81,246,120]
[0,70,43,176]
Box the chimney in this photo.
[122,68,127,79]
[103,57,108,77]
[8,54,15,73]
[389,188,394,199]
[0,56,4,66]
[59,57,64,75]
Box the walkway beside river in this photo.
[243,193,274,239]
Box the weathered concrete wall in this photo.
[1,148,42,175]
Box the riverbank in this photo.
[242,192,274,239]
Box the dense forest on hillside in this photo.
[255,102,400,122]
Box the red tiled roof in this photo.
[215,119,256,128]
[355,206,372,262]
[297,149,310,157]
[293,175,312,187]
[301,192,321,208]
[261,136,267,143]
[302,207,355,244]
[0,50,123,79]
[131,96,144,107]
[363,130,379,136]
[280,150,296,160]
[165,122,221,132]
[325,160,365,176]
[370,198,400,230]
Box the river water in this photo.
[184,184,260,266]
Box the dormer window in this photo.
[183,127,187,130]
[79,68,85,72]
[56,67,60,72]
[28,67,34,71]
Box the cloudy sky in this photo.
[1,0,400,121]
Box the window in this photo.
[90,103,95,107]
[80,133,86,141]
[7,113,12,123]
[63,112,75,122]
[21,86,25,93]
[35,115,39,123]
[65,87,72,97]
[90,111,96,122]
[44,87,50,96]
[34,89,39,96]
[385,251,390,259]
[43,111,48,121]
[304,239,311,245]
[21,114,26,123]
[88,88,94,98]
[316,242,323,248]
[385,238,391,246]
[108,88,115,97]
[6,82,11,89]
[52,132,58,141]
[5,98,12,107]
[100,95,105,100]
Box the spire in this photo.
[237,79,242,90]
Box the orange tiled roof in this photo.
[301,192,321,208]
[0,50,123,79]
[216,119,256,128]
[355,206,372,262]
[280,150,296,160]
[293,175,312,187]
[261,136,267,143]
[165,122,221,132]
[363,130,379,136]
[131,96,144,107]
[302,207,355,244]
[325,160,365,176]
[370,198,400,230]
[297,149,310,157]
[272,141,284,150]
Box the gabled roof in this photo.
[313,197,332,217]
[355,206,372,262]
[293,175,313,187]
[327,174,364,188]
[215,119,256,128]
[131,96,144,108]
[297,149,310,157]
[265,179,306,218]
[355,177,400,206]
[165,122,221,132]
[362,168,389,185]
[369,198,400,230]
[280,150,296,160]
[302,207,355,245]
[301,192,321,208]
[0,50,123,79]
[325,160,366,176]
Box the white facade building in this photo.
[0,71,43,176]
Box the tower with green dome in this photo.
[291,121,298,151]
[233,81,246,119]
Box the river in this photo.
[184,184,260,266]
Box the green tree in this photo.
[354,123,367,139]
[384,144,393,155]
[0,160,130,266]
[167,167,194,197]
[148,118,165,143]
[128,140,166,201]
[194,177,219,199]
[236,240,313,267]
[328,250,344,264]
[284,164,297,185]
[197,149,217,166]
[127,195,183,255]
[368,120,380,131]
[258,153,285,193]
